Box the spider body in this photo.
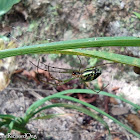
[81,68,101,82]
[72,68,101,82]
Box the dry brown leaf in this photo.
[30,70,36,78]
[37,69,52,80]
[112,87,120,92]
[126,114,140,133]
[77,93,97,103]
[110,97,118,105]
[0,40,17,91]
[14,69,24,74]
[22,70,40,84]
[113,137,120,140]
[0,72,10,91]
[21,68,55,84]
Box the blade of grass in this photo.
[0,114,30,133]
[49,49,140,67]
[56,95,140,138]
[133,12,140,19]
[0,114,16,120]
[55,89,140,110]
[24,88,140,138]
[25,93,140,138]
[0,37,139,59]
[34,113,65,120]
[33,103,110,133]
[25,89,140,119]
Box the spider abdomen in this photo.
[81,68,101,82]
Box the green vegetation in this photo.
[0,0,20,16]
[133,12,140,19]
[0,36,140,139]
[0,37,140,67]
[0,1,140,138]
[0,89,140,139]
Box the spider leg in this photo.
[56,77,76,86]
[40,61,73,71]
[30,61,74,74]
[46,63,63,83]
[83,82,100,94]
[77,55,82,71]
[84,81,109,94]
[40,76,76,86]
[90,62,114,69]
[36,58,40,73]
[50,76,63,83]
[40,79,59,86]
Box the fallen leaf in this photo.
[112,87,120,92]
[37,69,53,80]
[14,69,24,74]
[113,137,120,140]
[110,97,118,105]
[0,72,10,91]
[22,70,40,84]
[77,93,97,103]
[0,39,17,91]
[126,114,140,133]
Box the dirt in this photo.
[0,0,140,140]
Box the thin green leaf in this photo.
[57,95,140,138]
[0,114,15,120]
[52,49,140,67]
[8,121,14,133]
[24,89,140,138]
[133,12,140,19]
[0,37,139,59]
[11,124,30,133]
[34,103,110,132]
[25,89,140,120]
[34,113,65,120]
[0,0,20,16]
[54,89,140,110]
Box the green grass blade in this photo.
[0,114,16,120]
[133,12,140,19]
[11,124,30,133]
[57,95,140,138]
[0,0,20,16]
[54,89,140,110]
[0,115,29,133]
[0,114,15,133]
[33,103,110,132]
[8,121,14,133]
[25,89,140,121]
[0,37,139,59]
[24,88,140,138]
[55,49,140,67]
[34,113,65,120]
[0,120,12,129]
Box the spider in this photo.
[30,58,112,93]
